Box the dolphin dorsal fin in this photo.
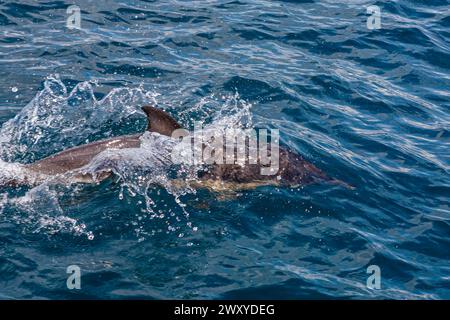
[141,105,183,136]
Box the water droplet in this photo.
[11,86,18,93]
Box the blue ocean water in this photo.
[0,0,449,299]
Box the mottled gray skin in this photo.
[200,148,332,187]
[6,105,347,189]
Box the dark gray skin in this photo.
[5,106,349,189]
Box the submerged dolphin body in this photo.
[1,106,348,190]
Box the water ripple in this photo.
[0,0,448,299]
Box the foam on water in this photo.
[0,184,94,240]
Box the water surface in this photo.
[0,0,449,299]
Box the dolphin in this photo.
[0,106,350,191]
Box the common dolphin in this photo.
[1,106,350,190]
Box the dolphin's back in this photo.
[200,148,331,186]
[26,134,141,175]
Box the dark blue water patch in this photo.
[0,36,24,43]
[0,12,16,25]
[232,27,278,41]
[165,38,207,49]
[98,10,131,25]
[220,279,337,300]
[387,0,444,18]
[387,27,435,47]
[223,76,298,103]
[96,62,181,78]
[421,49,450,70]
[2,2,49,22]
[215,1,248,9]
[437,14,450,28]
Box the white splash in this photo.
[0,74,253,240]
